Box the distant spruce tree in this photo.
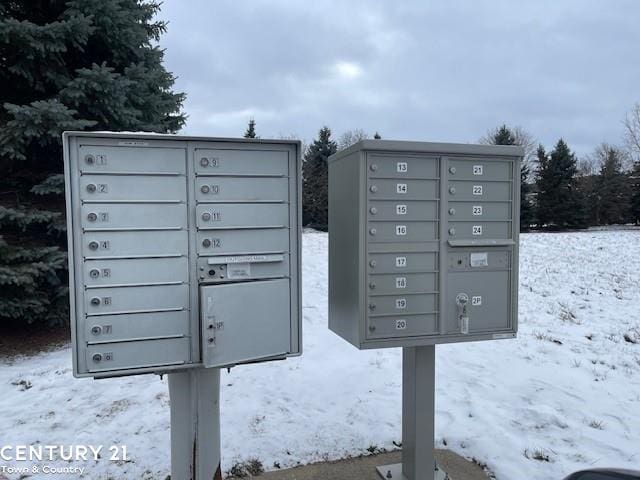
[373,132,382,139]
[629,161,640,224]
[244,118,257,138]
[594,145,630,225]
[536,139,586,229]
[302,126,337,230]
[482,124,534,230]
[0,1,185,327]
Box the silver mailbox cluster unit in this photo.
[329,140,522,348]
[63,132,301,377]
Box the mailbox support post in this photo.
[169,368,222,480]
[376,346,446,480]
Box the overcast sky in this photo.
[159,0,640,157]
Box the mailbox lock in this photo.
[85,154,95,165]
[88,241,99,250]
[208,269,216,276]
[201,212,212,221]
[455,293,470,334]
[91,326,102,336]
[86,183,97,193]
[369,282,376,290]
[369,260,377,268]
[92,353,103,363]
[200,157,209,167]
[89,269,100,278]
[370,164,378,172]
[368,303,376,311]
[449,186,456,194]
[449,208,456,215]
[449,166,456,174]
[87,212,98,222]
[370,185,378,193]
[368,325,376,332]
[449,227,456,235]
[370,207,377,215]
[90,297,101,306]
[202,238,212,248]
[201,185,210,194]
[208,324,214,330]
[369,228,377,236]
[208,337,214,344]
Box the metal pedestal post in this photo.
[169,368,222,480]
[376,346,446,480]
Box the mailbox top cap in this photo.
[328,139,525,164]
[62,131,301,148]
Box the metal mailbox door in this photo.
[201,278,291,367]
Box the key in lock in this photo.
[455,293,469,334]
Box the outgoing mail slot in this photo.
[81,203,187,230]
[367,154,438,179]
[448,159,511,181]
[196,203,288,229]
[84,256,188,287]
[368,200,437,221]
[368,179,438,200]
[448,221,512,240]
[197,228,289,255]
[195,176,288,203]
[448,181,511,202]
[79,146,186,174]
[445,270,511,334]
[86,310,190,344]
[198,254,289,282]
[368,252,437,274]
[80,175,187,202]
[368,294,437,316]
[368,221,437,243]
[195,149,288,176]
[448,202,511,221]
[366,314,437,339]
[82,230,188,258]
[85,284,189,315]
[368,273,437,295]
[200,278,292,367]
[86,337,190,373]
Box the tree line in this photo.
[294,120,640,232]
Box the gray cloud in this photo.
[159,0,640,157]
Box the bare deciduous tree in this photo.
[624,102,640,162]
[337,128,369,151]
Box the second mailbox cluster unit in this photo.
[329,140,520,348]
[64,133,301,378]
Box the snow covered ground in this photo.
[1,230,639,479]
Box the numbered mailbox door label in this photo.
[395,298,407,309]
[473,205,483,216]
[472,225,483,236]
[472,295,482,306]
[473,165,483,175]
[397,162,408,173]
[396,256,407,267]
[396,183,407,194]
[396,204,407,215]
[395,319,407,330]
[472,185,483,196]
[395,277,407,289]
[395,225,407,236]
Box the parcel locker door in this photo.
[200,279,291,367]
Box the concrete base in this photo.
[247,450,488,480]
[375,462,448,480]
[376,463,450,480]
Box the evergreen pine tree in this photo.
[302,126,337,230]
[629,161,640,224]
[373,132,382,139]
[0,1,185,327]
[536,139,586,229]
[244,118,257,138]
[482,124,534,230]
[594,145,630,225]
